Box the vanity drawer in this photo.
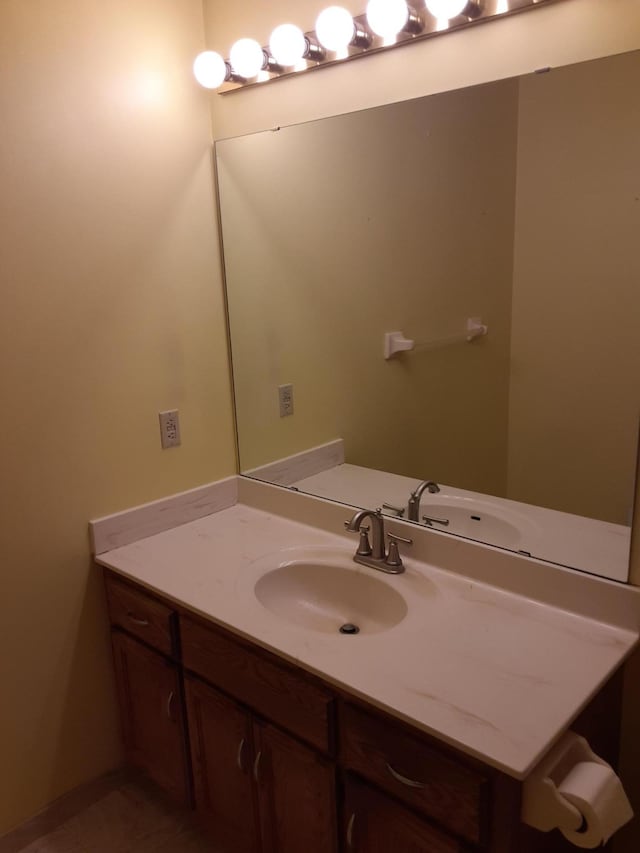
[181,615,334,754]
[105,574,176,656]
[340,703,489,846]
[344,775,465,853]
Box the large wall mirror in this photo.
[217,50,640,583]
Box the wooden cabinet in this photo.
[185,674,337,853]
[106,575,177,656]
[184,676,259,853]
[104,569,624,853]
[181,614,334,753]
[254,721,337,853]
[111,631,189,804]
[341,702,488,846]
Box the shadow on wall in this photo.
[48,564,123,810]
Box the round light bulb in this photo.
[315,6,355,52]
[425,0,468,19]
[193,51,227,89]
[366,0,409,38]
[229,38,265,78]
[269,24,307,67]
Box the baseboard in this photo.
[0,767,130,853]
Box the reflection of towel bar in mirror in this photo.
[384,318,488,359]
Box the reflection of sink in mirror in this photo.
[246,450,630,583]
[254,551,410,635]
[418,496,535,551]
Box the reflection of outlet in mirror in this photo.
[278,384,294,417]
[159,409,181,448]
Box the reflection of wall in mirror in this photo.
[508,51,640,525]
[221,79,518,501]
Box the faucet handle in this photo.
[385,532,412,570]
[356,527,372,557]
[387,532,413,546]
[385,539,403,569]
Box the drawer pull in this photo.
[346,812,356,849]
[385,761,426,789]
[166,690,175,721]
[253,750,262,783]
[237,738,247,773]
[126,612,150,627]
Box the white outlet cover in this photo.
[159,410,181,448]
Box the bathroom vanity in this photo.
[94,481,640,853]
[104,568,623,853]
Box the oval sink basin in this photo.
[254,561,408,635]
[420,495,538,550]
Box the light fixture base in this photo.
[215,0,564,94]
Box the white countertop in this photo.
[96,497,639,781]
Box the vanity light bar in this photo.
[194,0,564,93]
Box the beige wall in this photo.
[220,81,518,495]
[0,0,235,835]
[507,52,640,525]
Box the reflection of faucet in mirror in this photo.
[408,481,441,522]
[344,508,410,574]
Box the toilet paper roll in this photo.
[556,761,633,849]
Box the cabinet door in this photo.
[254,721,337,853]
[111,631,189,804]
[343,777,464,853]
[185,677,260,853]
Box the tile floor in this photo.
[16,782,213,853]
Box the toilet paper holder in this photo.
[522,732,607,833]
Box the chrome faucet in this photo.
[344,508,411,574]
[407,480,440,521]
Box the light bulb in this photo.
[193,51,227,89]
[269,24,307,66]
[315,6,356,52]
[425,0,468,19]
[229,38,265,78]
[366,0,409,38]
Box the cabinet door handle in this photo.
[166,690,175,721]
[126,612,150,627]
[253,750,262,783]
[346,812,356,849]
[237,738,247,773]
[385,762,426,789]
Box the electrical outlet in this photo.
[278,384,294,417]
[159,410,181,448]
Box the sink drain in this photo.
[339,623,360,635]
